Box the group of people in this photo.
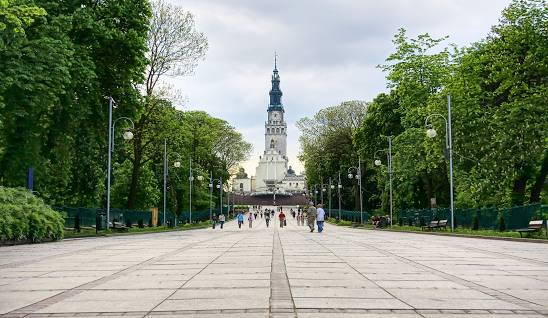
[211,213,226,229]
[238,208,275,228]
[211,203,326,233]
[371,215,391,228]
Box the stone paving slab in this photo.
[1,206,548,317]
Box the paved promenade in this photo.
[1,211,548,318]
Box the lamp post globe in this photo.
[426,128,437,138]
[347,173,353,179]
[123,131,133,140]
[173,161,181,168]
[374,159,382,166]
[330,184,335,190]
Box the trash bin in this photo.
[96,212,106,232]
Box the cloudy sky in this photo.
[167,0,511,175]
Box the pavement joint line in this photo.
[269,225,296,317]
[0,236,157,270]
[439,241,548,266]
[286,228,424,318]
[143,229,256,316]
[323,230,547,314]
[2,231,243,317]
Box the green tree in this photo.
[126,0,208,208]
[297,101,368,209]
[446,0,547,206]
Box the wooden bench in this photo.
[515,220,544,238]
[422,219,448,231]
[111,221,129,232]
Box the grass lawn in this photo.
[64,220,211,239]
[326,218,547,241]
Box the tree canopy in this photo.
[299,0,547,213]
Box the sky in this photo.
[166,0,512,176]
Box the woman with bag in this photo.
[248,212,255,228]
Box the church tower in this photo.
[231,54,306,195]
[264,55,287,156]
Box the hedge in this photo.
[0,187,64,242]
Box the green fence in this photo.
[396,203,547,230]
[53,206,218,229]
[329,209,370,223]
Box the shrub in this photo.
[138,219,144,228]
[0,187,64,242]
[497,215,506,232]
[472,213,479,230]
[398,218,404,226]
[125,219,132,228]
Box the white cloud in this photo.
[167,0,512,175]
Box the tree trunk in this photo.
[127,137,143,209]
[530,149,548,203]
[421,174,433,208]
[511,175,528,206]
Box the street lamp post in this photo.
[337,172,342,221]
[374,136,394,226]
[162,143,187,227]
[217,177,223,216]
[328,177,334,219]
[187,158,204,224]
[208,171,214,221]
[320,180,325,205]
[106,96,134,230]
[348,158,363,224]
[171,153,183,227]
[425,95,455,231]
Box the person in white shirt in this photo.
[316,204,326,233]
[218,214,226,229]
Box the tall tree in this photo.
[297,101,368,209]
[126,0,208,208]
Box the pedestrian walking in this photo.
[265,211,270,227]
[279,210,286,228]
[248,212,255,228]
[211,213,217,229]
[316,204,325,233]
[218,213,226,229]
[307,202,316,232]
[237,211,244,229]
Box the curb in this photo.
[375,228,548,244]
[327,222,548,244]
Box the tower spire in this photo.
[268,52,283,110]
